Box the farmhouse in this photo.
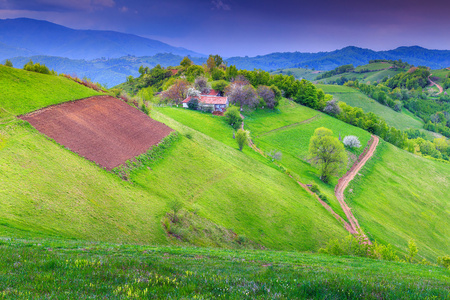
[182,89,229,112]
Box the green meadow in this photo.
[0,65,101,115]
[346,141,450,261]
[0,238,448,299]
[316,84,425,131]
[354,62,393,72]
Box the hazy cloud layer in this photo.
[1,0,449,56]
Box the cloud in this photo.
[0,0,115,12]
[211,0,230,11]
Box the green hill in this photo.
[346,141,450,260]
[1,65,450,298]
[0,65,101,115]
[315,84,426,131]
[270,68,322,81]
[0,66,347,251]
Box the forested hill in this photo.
[0,18,203,60]
[226,46,450,71]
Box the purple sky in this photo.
[1,0,449,56]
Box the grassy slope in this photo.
[0,117,348,250]
[316,84,424,131]
[151,108,348,249]
[431,68,450,84]
[241,100,371,221]
[316,69,402,84]
[354,62,393,71]
[270,68,322,81]
[0,65,101,115]
[0,67,348,250]
[0,238,448,299]
[346,141,450,261]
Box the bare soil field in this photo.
[20,95,173,170]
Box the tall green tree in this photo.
[308,127,347,183]
[235,129,249,151]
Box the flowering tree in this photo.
[257,85,277,109]
[226,83,258,109]
[160,79,190,104]
[343,135,361,148]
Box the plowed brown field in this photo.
[20,95,173,170]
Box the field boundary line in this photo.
[256,115,322,138]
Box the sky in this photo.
[0,0,449,57]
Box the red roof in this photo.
[182,95,228,105]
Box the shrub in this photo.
[224,106,242,129]
[4,59,13,67]
[437,255,450,269]
[343,135,361,148]
[235,129,249,151]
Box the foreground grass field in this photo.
[0,238,448,299]
[0,65,101,115]
[316,84,425,131]
[346,141,450,261]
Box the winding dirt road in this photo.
[428,75,444,94]
[335,135,379,242]
[242,113,379,238]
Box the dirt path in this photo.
[242,113,359,235]
[334,135,379,242]
[428,75,444,94]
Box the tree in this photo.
[159,79,190,104]
[206,55,216,71]
[224,106,242,129]
[194,76,211,94]
[226,83,259,109]
[4,59,12,67]
[323,99,341,115]
[308,127,348,183]
[343,136,361,148]
[212,80,229,95]
[257,85,277,109]
[180,56,193,68]
[236,129,249,151]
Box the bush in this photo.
[4,59,12,67]
[235,129,249,151]
[343,135,361,148]
[437,255,450,269]
[224,106,242,129]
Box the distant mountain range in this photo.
[0,18,203,60]
[2,18,450,87]
[7,54,206,87]
[226,46,450,71]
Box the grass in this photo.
[430,68,450,84]
[270,68,322,81]
[0,108,347,251]
[354,62,393,72]
[317,69,402,85]
[316,84,424,131]
[0,238,448,299]
[346,140,450,261]
[149,109,348,250]
[242,101,371,221]
[0,65,101,115]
